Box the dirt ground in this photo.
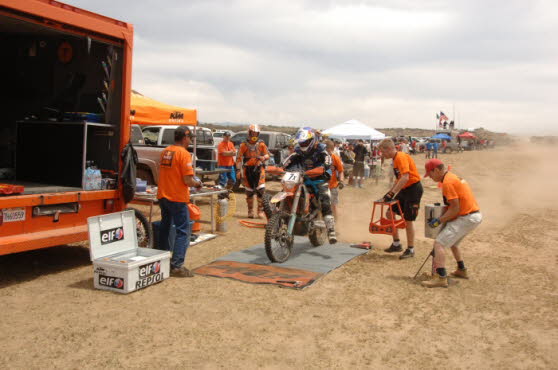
[1,143,557,369]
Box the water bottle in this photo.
[84,161,102,190]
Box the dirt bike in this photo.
[263,167,327,263]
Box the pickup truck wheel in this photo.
[127,207,154,248]
[137,166,155,185]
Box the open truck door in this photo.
[0,0,134,254]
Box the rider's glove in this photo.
[382,191,395,202]
[428,218,441,228]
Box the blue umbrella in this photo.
[432,133,452,140]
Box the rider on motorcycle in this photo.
[282,127,337,244]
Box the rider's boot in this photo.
[246,195,255,218]
[257,197,266,219]
[324,215,337,244]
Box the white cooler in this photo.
[88,210,171,294]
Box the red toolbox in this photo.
[0,184,24,195]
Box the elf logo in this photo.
[139,261,161,278]
[98,275,124,290]
[100,227,124,245]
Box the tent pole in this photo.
[193,124,197,173]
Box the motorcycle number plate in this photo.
[282,172,300,183]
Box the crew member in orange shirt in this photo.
[422,158,483,288]
[217,131,236,188]
[379,138,423,259]
[157,127,202,278]
[236,124,270,218]
[325,140,344,220]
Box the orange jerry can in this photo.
[188,203,202,232]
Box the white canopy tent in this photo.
[323,119,385,141]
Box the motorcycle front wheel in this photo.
[265,213,293,263]
[262,192,274,220]
[309,224,325,247]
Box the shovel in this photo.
[413,248,434,279]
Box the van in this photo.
[131,124,145,145]
[0,1,134,255]
[135,125,217,184]
[231,131,291,166]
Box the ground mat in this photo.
[193,237,369,289]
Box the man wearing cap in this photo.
[157,126,203,278]
[422,158,483,288]
[217,131,236,188]
[378,138,423,259]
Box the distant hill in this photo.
[378,127,514,144]
[530,136,558,144]
[200,122,299,135]
[200,122,513,144]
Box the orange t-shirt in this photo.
[157,145,194,203]
[442,172,480,217]
[392,152,421,189]
[329,153,344,189]
[218,141,236,166]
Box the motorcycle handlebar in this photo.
[266,165,285,176]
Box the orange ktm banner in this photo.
[130,90,197,126]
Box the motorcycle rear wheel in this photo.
[265,213,293,263]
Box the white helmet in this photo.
[248,124,261,143]
[294,127,317,152]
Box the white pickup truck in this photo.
[134,125,217,184]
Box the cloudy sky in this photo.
[68,0,557,134]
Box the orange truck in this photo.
[0,0,134,255]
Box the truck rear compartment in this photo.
[1,180,81,194]
[0,12,123,194]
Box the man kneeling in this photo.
[422,159,483,288]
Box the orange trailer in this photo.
[0,0,134,255]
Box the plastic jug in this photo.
[84,162,102,190]
[424,203,446,239]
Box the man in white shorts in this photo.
[422,159,483,288]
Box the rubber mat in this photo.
[193,236,369,289]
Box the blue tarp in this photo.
[216,236,367,274]
[432,133,452,140]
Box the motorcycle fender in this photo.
[313,220,326,229]
[271,192,289,204]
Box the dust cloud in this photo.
[336,142,558,244]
